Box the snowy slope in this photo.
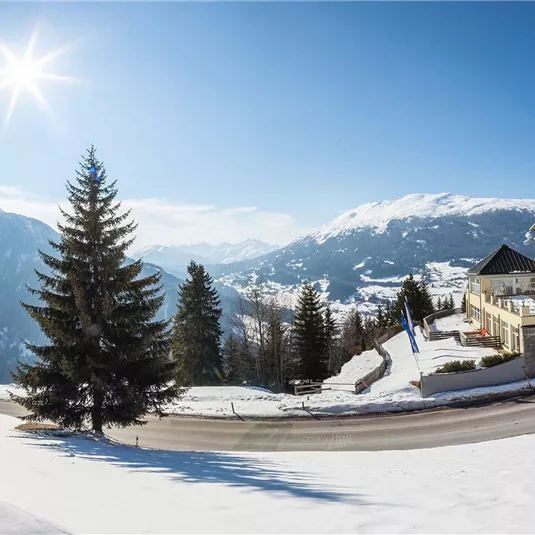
[323,349,383,392]
[304,192,535,244]
[2,413,535,534]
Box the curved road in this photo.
[2,397,535,452]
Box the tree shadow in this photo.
[16,431,363,505]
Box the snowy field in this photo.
[430,312,470,332]
[0,329,525,419]
[1,413,535,534]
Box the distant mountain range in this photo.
[1,192,535,381]
[132,239,280,277]
[209,193,535,315]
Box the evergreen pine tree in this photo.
[323,305,340,375]
[11,147,181,432]
[448,294,455,310]
[436,296,442,310]
[461,293,467,313]
[340,307,364,360]
[221,335,241,384]
[376,305,386,332]
[292,281,327,381]
[172,261,223,386]
[393,274,421,321]
[393,274,435,322]
[418,280,435,318]
[384,300,394,326]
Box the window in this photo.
[471,278,481,295]
[491,278,514,296]
[471,305,481,322]
[501,320,510,347]
[486,314,492,334]
[493,316,499,337]
[515,277,535,296]
[512,327,520,352]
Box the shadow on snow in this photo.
[16,431,363,505]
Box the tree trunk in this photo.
[91,390,104,433]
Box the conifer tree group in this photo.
[10,146,455,418]
[392,274,435,323]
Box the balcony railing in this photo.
[483,292,535,317]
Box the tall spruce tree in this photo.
[172,261,223,386]
[11,147,180,432]
[221,335,241,384]
[323,305,341,375]
[436,296,443,310]
[376,305,386,332]
[448,294,455,310]
[292,281,327,381]
[393,274,435,323]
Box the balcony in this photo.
[483,292,535,318]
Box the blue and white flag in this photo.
[404,298,416,336]
[401,312,420,354]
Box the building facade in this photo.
[465,244,535,353]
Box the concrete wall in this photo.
[420,357,526,397]
[522,326,535,376]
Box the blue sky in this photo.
[0,2,535,246]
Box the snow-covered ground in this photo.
[0,330,523,419]
[416,336,499,374]
[430,312,470,332]
[323,348,383,392]
[1,413,535,534]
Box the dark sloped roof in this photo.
[467,244,535,276]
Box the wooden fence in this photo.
[423,308,462,341]
[294,383,324,396]
[460,331,501,348]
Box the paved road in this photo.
[2,397,535,452]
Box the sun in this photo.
[0,30,77,131]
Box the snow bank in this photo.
[0,501,68,535]
[323,349,383,392]
[2,413,535,534]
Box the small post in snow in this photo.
[136,435,139,448]
[302,400,305,410]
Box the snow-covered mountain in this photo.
[210,193,535,315]
[0,210,238,382]
[132,239,280,277]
